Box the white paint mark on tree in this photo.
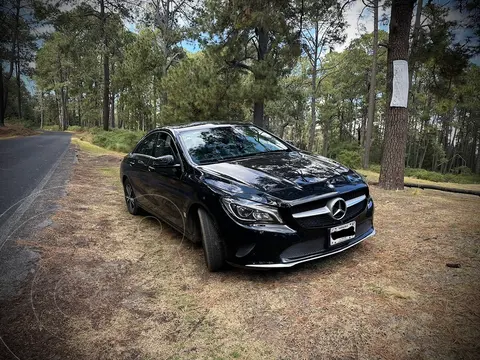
[390,60,409,108]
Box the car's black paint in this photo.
[120,123,375,269]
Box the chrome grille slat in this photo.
[292,194,366,219]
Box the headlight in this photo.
[221,197,283,224]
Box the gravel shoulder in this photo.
[0,144,479,360]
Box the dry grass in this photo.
[0,124,39,139]
[1,145,479,360]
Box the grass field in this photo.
[0,141,479,359]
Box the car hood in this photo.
[199,151,366,203]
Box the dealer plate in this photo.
[330,221,356,246]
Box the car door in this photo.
[127,133,158,210]
[148,132,190,231]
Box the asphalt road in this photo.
[0,131,72,227]
[0,131,74,302]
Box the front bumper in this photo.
[244,228,375,268]
[216,200,375,269]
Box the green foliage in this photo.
[5,117,37,129]
[42,125,61,131]
[91,128,145,153]
[26,1,480,179]
[67,125,84,132]
[198,0,301,123]
[161,52,248,124]
[336,150,362,169]
[404,168,480,184]
[328,141,362,159]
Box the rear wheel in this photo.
[197,208,226,272]
[124,179,140,215]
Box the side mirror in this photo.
[152,154,175,166]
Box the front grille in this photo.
[292,188,367,214]
[294,200,366,228]
[280,239,325,261]
[290,187,368,230]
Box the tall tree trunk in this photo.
[308,20,320,152]
[39,92,44,129]
[363,0,379,169]
[408,0,423,90]
[110,92,115,128]
[476,141,480,174]
[253,26,268,127]
[253,101,264,127]
[100,0,110,131]
[308,65,317,152]
[0,0,20,127]
[0,71,6,127]
[16,59,21,118]
[418,141,427,169]
[379,0,416,190]
[322,117,330,156]
[60,87,69,131]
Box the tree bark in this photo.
[308,65,317,151]
[39,92,44,129]
[16,58,22,118]
[100,0,110,131]
[322,119,329,156]
[379,0,416,190]
[253,26,268,128]
[110,92,115,128]
[0,0,21,127]
[0,71,6,127]
[363,0,379,169]
[308,20,320,152]
[476,141,480,174]
[408,0,423,90]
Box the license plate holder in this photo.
[330,221,356,246]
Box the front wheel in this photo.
[124,179,140,215]
[198,208,226,272]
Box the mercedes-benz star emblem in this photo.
[327,198,347,220]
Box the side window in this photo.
[134,133,157,156]
[153,133,179,161]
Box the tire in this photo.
[124,179,140,215]
[197,208,226,272]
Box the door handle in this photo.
[127,161,135,166]
[148,165,155,172]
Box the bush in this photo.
[404,167,480,184]
[91,129,145,153]
[369,164,381,173]
[6,117,38,129]
[367,164,480,184]
[336,150,362,169]
[67,125,84,132]
[404,168,445,182]
[42,124,60,131]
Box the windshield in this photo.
[178,125,289,165]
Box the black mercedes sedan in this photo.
[120,122,375,271]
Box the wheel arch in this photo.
[185,203,209,244]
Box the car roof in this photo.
[149,121,255,135]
